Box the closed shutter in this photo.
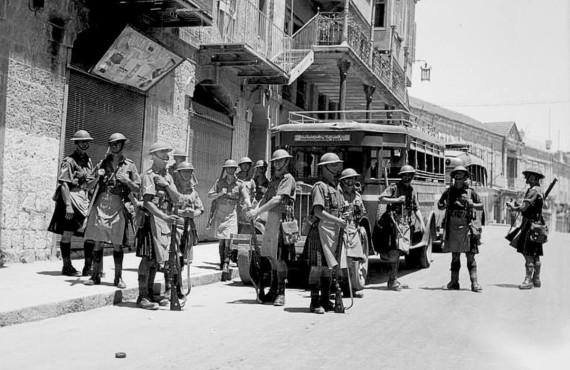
[64,69,145,169]
[191,102,233,239]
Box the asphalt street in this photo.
[1,225,569,370]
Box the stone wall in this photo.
[0,0,84,263]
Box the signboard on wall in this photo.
[90,26,183,92]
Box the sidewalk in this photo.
[0,241,238,327]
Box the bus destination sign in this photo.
[294,133,351,142]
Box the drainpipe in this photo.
[369,1,376,65]
[389,24,395,88]
[342,0,350,44]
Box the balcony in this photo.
[192,0,313,85]
[292,11,408,111]
[88,0,214,27]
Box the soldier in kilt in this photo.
[84,133,140,289]
[506,168,545,289]
[135,142,182,310]
[378,165,425,291]
[305,153,347,314]
[246,149,296,306]
[437,166,483,292]
[48,130,97,277]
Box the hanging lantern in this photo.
[420,63,431,81]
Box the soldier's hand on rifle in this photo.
[154,175,169,188]
[336,217,347,228]
[97,168,106,177]
[164,214,180,225]
[245,209,257,221]
[220,188,228,196]
[65,204,74,219]
[115,170,129,184]
[396,195,406,204]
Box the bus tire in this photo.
[237,251,252,285]
[418,232,432,269]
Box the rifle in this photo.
[165,219,182,311]
[333,226,346,313]
[544,178,558,200]
[248,219,264,302]
[207,167,226,229]
[180,216,192,297]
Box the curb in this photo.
[0,269,239,327]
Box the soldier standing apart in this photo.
[84,133,140,288]
[378,165,425,291]
[506,168,545,289]
[437,165,483,292]
[135,142,182,310]
[208,160,243,281]
[305,153,346,314]
[246,149,296,306]
[48,130,97,276]
[339,168,368,298]
[253,160,269,202]
[171,161,204,298]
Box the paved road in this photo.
[1,225,569,370]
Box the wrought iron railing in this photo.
[291,10,408,105]
[185,0,292,71]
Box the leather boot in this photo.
[82,241,94,276]
[446,259,461,290]
[221,262,231,281]
[273,271,286,306]
[137,259,158,310]
[387,262,402,291]
[113,250,126,289]
[519,263,534,290]
[60,242,79,276]
[84,249,103,285]
[467,260,482,292]
[320,276,334,312]
[533,261,542,288]
[309,285,324,314]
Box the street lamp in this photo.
[414,59,432,81]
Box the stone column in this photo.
[337,59,351,119]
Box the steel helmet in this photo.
[70,130,94,141]
[254,160,268,168]
[174,161,194,171]
[317,152,343,166]
[223,159,238,168]
[148,142,172,154]
[450,165,470,178]
[522,168,545,179]
[108,133,127,143]
[339,168,359,181]
[173,149,187,158]
[238,157,253,166]
[270,149,292,162]
[398,165,416,176]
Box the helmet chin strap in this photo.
[274,159,288,174]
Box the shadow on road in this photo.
[490,283,520,289]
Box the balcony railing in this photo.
[291,11,408,106]
[187,0,293,72]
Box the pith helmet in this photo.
[148,142,172,154]
[317,152,343,166]
[398,165,416,176]
[238,157,253,166]
[223,159,238,168]
[522,168,545,179]
[70,130,94,141]
[254,160,268,168]
[174,161,194,171]
[173,149,187,158]
[270,149,292,162]
[108,133,127,143]
[339,168,359,181]
[450,165,470,178]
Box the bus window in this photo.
[426,153,434,173]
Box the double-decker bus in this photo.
[269,110,448,288]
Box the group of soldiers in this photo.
[49,132,547,312]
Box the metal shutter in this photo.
[64,69,145,170]
[191,102,233,239]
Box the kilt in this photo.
[443,215,475,254]
[510,219,543,257]
[135,213,155,260]
[48,191,89,235]
[84,192,126,245]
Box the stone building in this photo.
[410,96,570,231]
[1,0,421,263]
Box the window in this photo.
[374,1,386,28]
